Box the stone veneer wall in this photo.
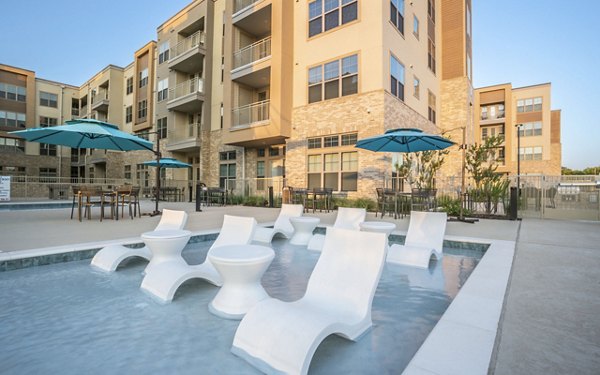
[439,77,473,191]
[287,90,435,199]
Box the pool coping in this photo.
[0,222,514,375]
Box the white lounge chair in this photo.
[253,204,303,243]
[307,207,366,251]
[386,211,447,269]
[90,209,188,272]
[231,227,387,375]
[139,215,257,303]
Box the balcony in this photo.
[231,37,272,87]
[232,1,272,36]
[169,30,206,74]
[231,100,270,130]
[167,78,205,113]
[165,122,202,152]
[91,90,109,112]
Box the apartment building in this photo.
[0,64,78,184]
[474,82,561,176]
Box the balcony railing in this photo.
[167,122,201,143]
[168,78,204,100]
[232,100,270,128]
[170,30,206,60]
[91,89,108,104]
[71,108,79,116]
[234,0,262,14]
[233,37,271,69]
[480,111,505,121]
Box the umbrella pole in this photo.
[150,136,162,217]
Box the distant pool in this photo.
[0,202,72,211]
[0,236,486,374]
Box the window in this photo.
[428,0,435,22]
[341,133,357,145]
[466,54,472,81]
[0,137,25,153]
[219,151,237,188]
[519,146,543,161]
[482,125,504,141]
[518,122,543,137]
[126,77,133,95]
[413,76,420,99]
[0,166,26,176]
[39,168,57,182]
[125,106,132,123]
[137,100,147,119]
[308,54,358,104]
[124,165,132,180]
[413,15,419,38]
[428,38,436,74]
[39,91,58,108]
[39,116,58,127]
[390,0,404,35]
[306,133,358,191]
[390,55,405,101]
[0,83,26,102]
[428,91,436,124]
[157,79,169,102]
[517,97,542,113]
[466,4,472,38]
[158,41,170,64]
[220,103,224,129]
[269,147,280,156]
[139,68,148,88]
[257,161,265,190]
[0,111,26,128]
[39,116,58,156]
[157,117,167,139]
[257,148,266,157]
[308,0,358,38]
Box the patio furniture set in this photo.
[71,185,141,221]
[90,204,447,374]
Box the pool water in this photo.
[0,237,483,374]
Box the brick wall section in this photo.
[287,90,436,199]
[439,77,473,190]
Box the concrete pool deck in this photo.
[0,200,598,374]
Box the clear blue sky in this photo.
[1,1,598,170]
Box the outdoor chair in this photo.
[81,186,103,221]
[375,188,396,218]
[411,188,437,212]
[307,207,366,251]
[231,227,387,375]
[139,215,257,303]
[90,209,188,272]
[70,185,81,219]
[253,204,304,243]
[386,211,447,269]
[120,185,141,219]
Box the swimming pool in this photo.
[0,236,486,374]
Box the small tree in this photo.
[395,149,449,190]
[465,135,510,214]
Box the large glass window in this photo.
[158,41,170,64]
[125,106,132,123]
[157,78,169,102]
[428,38,436,74]
[517,97,543,113]
[0,111,26,128]
[157,117,167,139]
[0,137,25,153]
[308,54,358,104]
[518,122,543,137]
[390,0,405,35]
[0,83,26,102]
[39,91,58,108]
[341,151,358,191]
[126,77,133,95]
[137,100,147,120]
[308,0,358,37]
[390,55,405,101]
[306,133,358,191]
[139,68,148,88]
[519,146,543,161]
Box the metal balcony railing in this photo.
[170,30,206,59]
[233,37,271,69]
[234,0,262,14]
[168,78,204,100]
[232,100,270,128]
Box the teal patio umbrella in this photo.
[9,119,154,151]
[142,157,191,168]
[354,128,454,153]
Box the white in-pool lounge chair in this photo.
[139,215,257,303]
[90,209,188,272]
[307,207,366,251]
[252,204,303,243]
[231,227,387,375]
[386,211,447,269]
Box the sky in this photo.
[1,0,598,170]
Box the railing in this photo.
[231,100,270,128]
[233,37,272,69]
[168,78,204,100]
[91,89,108,104]
[234,0,262,14]
[166,122,201,143]
[170,30,206,60]
[71,108,79,116]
